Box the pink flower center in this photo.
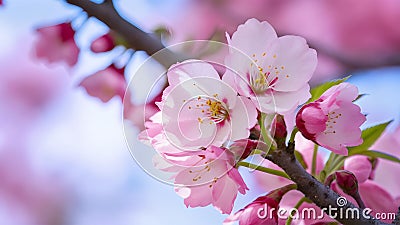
[248,53,287,94]
[186,95,229,124]
[324,111,342,134]
[188,156,219,188]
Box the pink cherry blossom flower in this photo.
[224,195,279,225]
[160,59,257,150]
[90,33,115,53]
[156,145,248,214]
[296,83,366,155]
[35,22,80,66]
[224,184,296,225]
[223,18,317,113]
[79,64,126,103]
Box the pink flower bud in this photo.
[229,139,268,161]
[272,114,287,144]
[335,170,358,196]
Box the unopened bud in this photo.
[335,170,358,196]
[272,114,287,147]
[229,139,268,161]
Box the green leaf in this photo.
[307,76,350,103]
[294,150,308,169]
[348,120,393,155]
[357,150,400,163]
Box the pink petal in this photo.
[256,84,311,113]
[228,169,249,195]
[229,18,277,58]
[359,180,398,223]
[229,96,258,141]
[344,155,372,183]
[298,103,327,135]
[212,175,239,214]
[320,82,359,102]
[167,59,220,87]
[316,102,365,154]
[267,35,317,92]
[181,185,214,208]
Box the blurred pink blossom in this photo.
[0,149,68,225]
[163,0,400,83]
[79,64,126,103]
[371,126,400,198]
[35,22,79,66]
[0,45,66,138]
[90,33,115,53]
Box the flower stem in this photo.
[237,161,290,179]
[311,144,318,177]
[289,126,298,144]
[285,196,307,225]
[259,113,276,154]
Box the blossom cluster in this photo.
[136,19,383,224]
[32,13,399,225]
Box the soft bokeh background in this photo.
[0,0,399,224]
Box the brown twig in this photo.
[65,0,184,68]
[392,208,400,225]
[265,142,391,225]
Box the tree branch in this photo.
[64,0,184,68]
[266,142,391,225]
[392,208,400,225]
